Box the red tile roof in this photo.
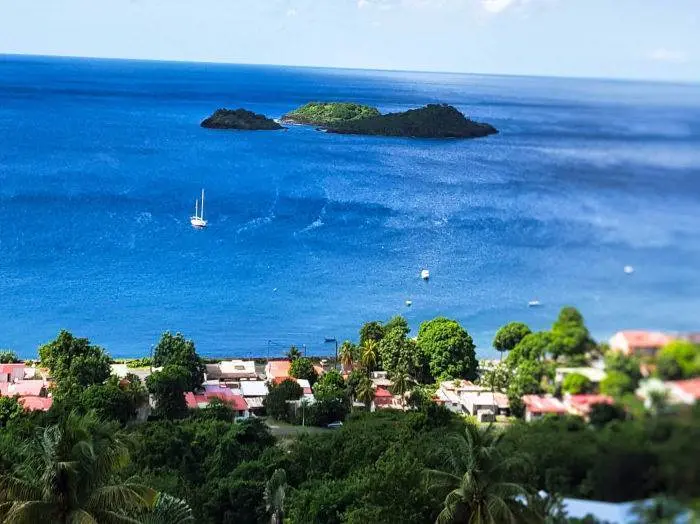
[522,395,567,414]
[184,391,249,411]
[618,331,674,348]
[8,380,46,397]
[374,387,393,398]
[19,396,53,411]
[669,378,700,400]
[566,394,614,414]
[267,360,291,379]
[0,364,24,374]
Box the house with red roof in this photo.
[0,364,25,383]
[609,331,674,358]
[564,394,614,419]
[373,387,394,408]
[3,380,47,397]
[522,395,567,422]
[184,388,250,418]
[265,360,292,382]
[19,396,53,412]
[667,378,700,405]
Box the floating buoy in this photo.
[405,300,413,307]
[421,269,430,280]
[624,265,634,275]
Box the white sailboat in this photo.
[190,189,208,228]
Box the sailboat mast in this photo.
[195,199,198,217]
[201,189,205,219]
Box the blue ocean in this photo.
[1,55,699,359]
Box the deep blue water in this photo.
[1,54,699,359]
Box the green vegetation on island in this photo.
[281,102,381,126]
[200,108,283,130]
[282,102,498,139]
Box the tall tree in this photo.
[140,493,194,524]
[361,339,378,374]
[152,332,204,392]
[0,411,155,523]
[359,321,385,346]
[425,424,532,523]
[289,358,318,386]
[417,318,477,381]
[146,365,189,419]
[265,469,287,524]
[38,330,111,396]
[285,346,302,361]
[551,306,595,359]
[389,367,415,408]
[339,341,356,372]
[493,322,532,359]
[356,377,375,408]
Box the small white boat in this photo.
[405,300,412,307]
[190,189,208,229]
[624,265,635,275]
[421,269,430,280]
[528,300,542,308]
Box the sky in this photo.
[0,0,698,81]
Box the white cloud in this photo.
[481,0,515,13]
[286,8,297,17]
[357,0,370,8]
[648,48,688,64]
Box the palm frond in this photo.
[1,500,58,524]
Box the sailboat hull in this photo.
[190,216,207,228]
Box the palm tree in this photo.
[141,493,194,524]
[425,423,532,524]
[265,469,287,524]
[285,346,301,361]
[361,339,378,373]
[339,341,355,372]
[0,411,155,523]
[630,496,688,524]
[390,368,415,408]
[356,377,375,409]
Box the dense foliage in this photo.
[0,350,19,364]
[493,322,531,355]
[289,357,318,385]
[326,104,498,139]
[147,365,189,419]
[562,372,593,395]
[656,340,700,380]
[282,102,380,126]
[39,330,111,397]
[152,332,205,392]
[201,108,283,130]
[417,317,477,381]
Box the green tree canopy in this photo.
[561,372,594,395]
[289,357,318,386]
[81,374,148,425]
[0,350,19,364]
[152,332,204,392]
[285,345,302,361]
[493,322,531,354]
[477,362,511,392]
[38,330,111,396]
[264,378,303,420]
[417,317,477,381]
[600,370,635,398]
[359,321,385,346]
[146,365,189,419]
[551,306,595,359]
[656,340,700,380]
[313,370,347,401]
[378,325,425,381]
[0,396,24,428]
[506,332,553,368]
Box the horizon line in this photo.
[2,52,698,87]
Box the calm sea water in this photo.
[1,55,699,359]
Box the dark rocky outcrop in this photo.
[201,108,283,130]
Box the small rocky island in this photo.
[326,104,498,139]
[281,102,380,126]
[281,102,497,138]
[201,108,283,130]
